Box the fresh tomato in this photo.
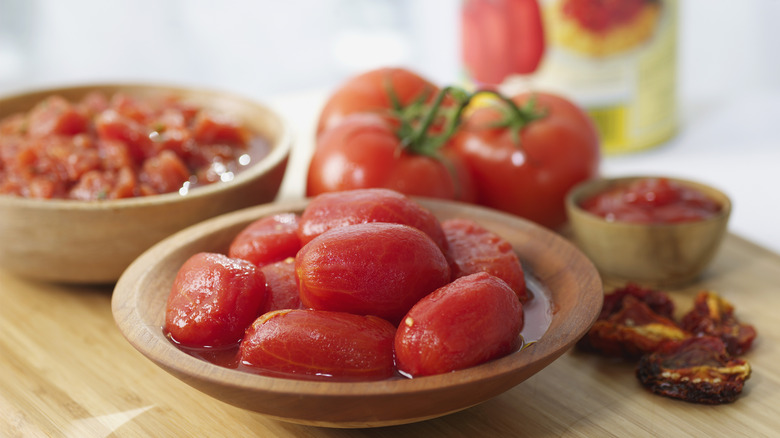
[240,309,396,380]
[395,272,524,377]
[297,188,448,251]
[164,252,267,348]
[462,0,546,85]
[442,218,528,303]
[296,222,451,324]
[450,92,600,229]
[307,112,476,203]
[316,67,441,137]
[228,213,301,267]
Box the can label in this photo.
[463,0,678,154]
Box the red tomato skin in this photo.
[462,0,546,84]
[228,213,302,267]
[297,188,449,252]
[165,252,267,348]
[307,114,476,203]
[395,272,524,377]
[240,309,396,380]
[316,67,440,136]
[451,92,600,229]
[295,222,451,324]
[259,258,302,313]
[442,218,528,303]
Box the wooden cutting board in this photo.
[1,232,778,437]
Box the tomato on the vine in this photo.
[316,67,442,137]
[450,92,600,229]
[307,112,476,202]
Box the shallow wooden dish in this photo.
[0,84,291,284]
[566,175,731,287]
[112,198,603,428]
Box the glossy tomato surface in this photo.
[296,222,451,324]
[164,252,266,348]
[239,309,396,380]
[395,272,524,377]
[228,213,301,267]
[451,92,600,229]
[297,188,449,251]
[307,113,476,202]
[316,67,440,136]
[442,218,528,303]
[258,258,301,313]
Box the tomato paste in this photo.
[581,178,723,224]
[0,92,269,200]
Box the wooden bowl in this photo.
[0,84,291,284]
[566,176,732,287]
[112,198,603,428]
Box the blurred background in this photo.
[2,0,778,103]
[1,0,780,250]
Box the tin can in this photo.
[462,0,678,154]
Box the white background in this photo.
[2,0,779,253]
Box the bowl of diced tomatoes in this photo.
[0,84,291,283]
[112,188,603,427]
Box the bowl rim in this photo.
[566,175,733,228]
[112,197,604,398]
[0,82,293,210]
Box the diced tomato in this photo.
[192,111,248,145]
[139,150,191,194]
[27,96,88,138]
[94,109,153,164]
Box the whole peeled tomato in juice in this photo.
[297,188,449,251]
[228,213,301,267]
[450,92,600,229]
[316,67,442,137]
[296,222,451,324]
[395,272,524,377]
[442,218,528,303]
[240,309,397,380]
[259,258,302,313]
[462,0,546,85]
[307,112,476,203]
[165,252,267,348]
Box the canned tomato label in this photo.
[462,0,678,154]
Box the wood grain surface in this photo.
[1,233,778,437]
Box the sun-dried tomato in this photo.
[598,283,675,320]
[585,295,689,359]
[636,336,751,404]
[680,291,758,356]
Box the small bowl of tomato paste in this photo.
[0,84,291,284]
[566,176,731,286]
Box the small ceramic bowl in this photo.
[0,84,291,284]
[566,176,732,287]
[112,198,603,427]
